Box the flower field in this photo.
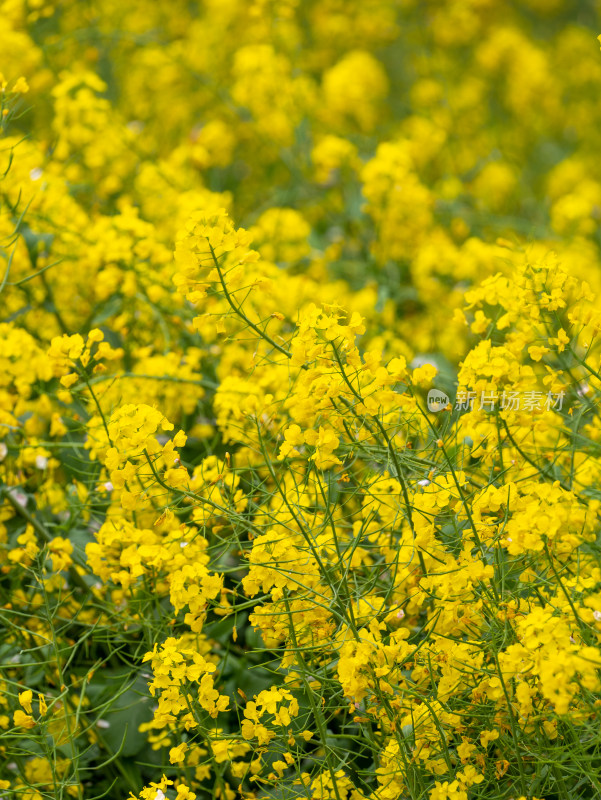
[3,1,601,798]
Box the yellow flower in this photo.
[480,729,499,747]
[412,363,438,386]
[12,76,29,94]
[169,742,187,764]
[13,709,36,729]
[18,690,33,714]
[528,345,550,361]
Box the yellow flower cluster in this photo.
[2,1,601,800]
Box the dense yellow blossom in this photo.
[2,1,601,799]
